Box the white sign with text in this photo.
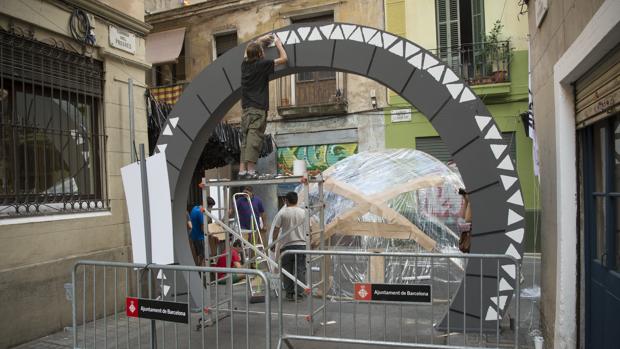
[391,109,412,123]
[109,25,136,54]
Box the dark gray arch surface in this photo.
[156,23,526,331]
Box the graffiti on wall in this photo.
[277,143,358,175]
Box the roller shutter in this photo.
[416,133,516,163]
[575,45,620,129]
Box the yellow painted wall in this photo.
[387,0,528,51]
[483,0,529,50]
[405,0,437,50]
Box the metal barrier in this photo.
[71,260,272,349]
[277,250,520,349]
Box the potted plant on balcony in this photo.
[485,20,512,83]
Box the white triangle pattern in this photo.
[498,295,508,309]
[497,156,514,171]
[408,54,423,69]
[491,144,507,159]
[368,32,383,47]
[330,26,345,40]
[169,117,179,128]
[157,144,168,152]
[491,295,509,309]
[297,27,311,40]
[404,42,420,58]
[276,31,289,43]
[485,306,501,321]
[505,244,521,260]
[499,278,513,291]
[362,28,377,42]
[163,124,173,136]
[446,83,464,99]
[459,87,476,102]
[308,27,322,41]
[348,27,364,42]
[507,209,523,225]
[163,285,171,296]
[157,270,167,280]
[500,175,517,190]
[286,31,300,44]
[427,65,444,82]
[507,190,524,206]
[485,125,502,140]
[423,54,439,69]
[388,40,403,56]
[382,32,398,48]
[506,228,524,243]
[475,115,492,130]
[341,24,356,39]
[502,265,516,280]
[442,69,459,84]
[319,24,334,38]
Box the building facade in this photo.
[144,0,387,219]
[0,0,150,346]
[527,0,620,348]
[384,0,540,252]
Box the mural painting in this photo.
[277,143,358,176]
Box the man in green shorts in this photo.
[238,33,288,179]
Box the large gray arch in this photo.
[156,23,525,331]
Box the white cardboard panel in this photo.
[121,152,174,265]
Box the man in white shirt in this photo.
[272,191,307,301]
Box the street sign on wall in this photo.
[109,25,136,54]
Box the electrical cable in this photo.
[69,8,96,46]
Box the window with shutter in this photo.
[471,0,486,76]
[215,31,237,58]
[436,0,461,74]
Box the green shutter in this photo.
[415,136,452,163]
[436,0,461,72]
[416,133,517,165]
[471,0,485,44]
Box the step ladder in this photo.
[232,192,271,302]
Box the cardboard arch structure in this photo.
[155,23,525,330]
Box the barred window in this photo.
[0,30,107,217]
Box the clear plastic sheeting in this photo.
[301,149,468,299]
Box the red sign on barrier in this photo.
[354,283,372,301]
[126,297,139,317]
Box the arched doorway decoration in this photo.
[156,23,525,330]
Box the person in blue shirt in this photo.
[234,186,268,245]
[188,197,216,266]
[189,205,205,266]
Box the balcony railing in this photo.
[429,40,511,85]
[276,72,347,117]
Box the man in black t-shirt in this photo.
[238,34,288,179]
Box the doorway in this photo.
[581,114,620,348]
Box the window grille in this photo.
[0,30,108,217]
